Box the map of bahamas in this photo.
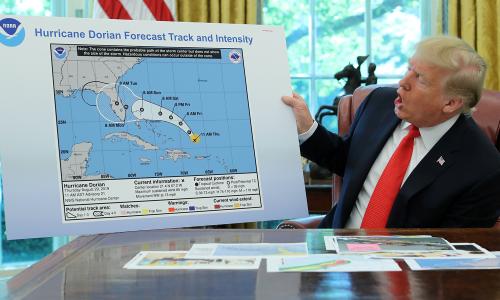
[51,44,257,181]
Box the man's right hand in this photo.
[281,93,315,134]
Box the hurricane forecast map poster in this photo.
[53,44,261,221]
[0,16,307,239]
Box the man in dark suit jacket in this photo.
[282,36,500,228]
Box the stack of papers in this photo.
[323,235,499,271]
[123,236,500,272]
[324,236,495,259]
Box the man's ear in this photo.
[442,97,464,114]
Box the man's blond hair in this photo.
[413,36,487,114]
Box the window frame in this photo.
[0,0,82,276]
[289,0,434,115]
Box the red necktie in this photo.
[361,125,420,228]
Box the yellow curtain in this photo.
[177,0,257,24]
[444,0,500,90]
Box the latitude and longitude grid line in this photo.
[195,61,210,173]
[66,46,78,177]
[117,57,138,178]
[105,57,158,177]
[117,58,198,176]
[92,59,109,177]
[67,50,147,178]
[169,59,188,176]
[93,55,135,177]
[57,56,253,101]
[143,58,190,177]
[141,54,249,176]
[56,44,136,178]
[62,58,236,64]
[140,57,154,176]
[60,118,251,123]
[95,57,199,177]
[96,57,134,177]
[219,52,235,171]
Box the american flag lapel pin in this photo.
[437,156,445,166]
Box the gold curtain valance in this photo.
[177,0,257,24]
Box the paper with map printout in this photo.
[361,243,496,259]
[333,236,454,254]
[124,251,260,270]
[186,243,308,258]
[324,235,432,252]
[266,254,400,272]
[405,251,500,270]
[325,235,494,259]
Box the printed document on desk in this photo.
[186,243,308,258]
[363,243,496,259]
[267,254,401,272]
[406,251,500,270]
[124,251,261,270]
[0,15,307,239]
[332,236,454,254]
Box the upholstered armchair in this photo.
[277,84,500,229]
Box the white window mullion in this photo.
[51,0,66,17]
[420,0,433,37]
[365,0,373,67]
[85,0,92,18]
[52,236,71,250]
[309,0,317,112]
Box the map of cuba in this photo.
[51,44,257,181]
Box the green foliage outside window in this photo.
[263,0,420,126]
[0,0,51,16]
[0,168,53,264]
[1,209,53,263]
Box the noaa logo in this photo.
[228,50,242,64]
[0,18,25,47]
[53,47,67,59]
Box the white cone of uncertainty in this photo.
[94,82,200,143]
[131,99,200,143]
